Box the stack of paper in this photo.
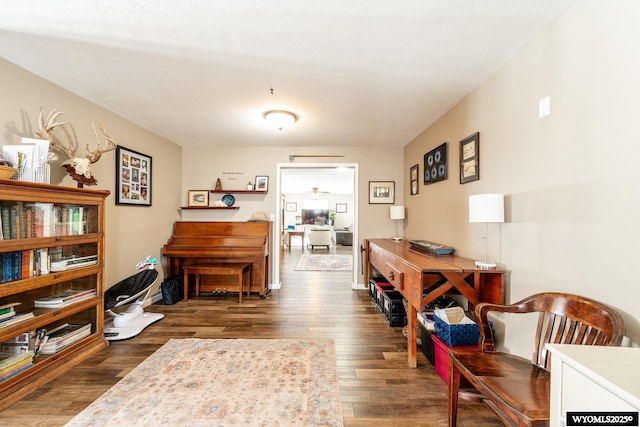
[1,138,50,170]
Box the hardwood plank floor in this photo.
[0,244,502,426]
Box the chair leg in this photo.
[448,357,461,427]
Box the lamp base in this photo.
[392,236,403,241]
[475,261,497,270]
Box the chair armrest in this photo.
[475,297,543,352]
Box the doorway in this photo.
[273,163,359,289]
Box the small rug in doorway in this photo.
[294,255,353,271]
[65,338,343,427]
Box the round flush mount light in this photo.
[263,110,298,131]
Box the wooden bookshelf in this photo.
[0,180,109,410]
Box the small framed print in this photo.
[460,132,479,184]
[410,164,419,195]
[116,146,152,206]
[336,203,347,213]
[187,190,209,207]
[285,202,297,212]
[255,176,269,192]
[368,181,395,204]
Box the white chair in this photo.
[306,227,332,249]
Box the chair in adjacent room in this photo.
[306,227,332,249]
[448,292,625,427]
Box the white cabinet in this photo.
[547,344,640,427]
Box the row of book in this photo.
[1,248,51,283]
[0,247,97,283]
[0,202,89,240]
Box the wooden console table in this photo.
[364,239,505,367]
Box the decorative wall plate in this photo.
[221,194,235,207]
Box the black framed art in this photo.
[460,132,480,184]
[410,164,419,195]
[424,142,447,185]
[116,146,152,206]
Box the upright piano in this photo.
[163,221,270,297]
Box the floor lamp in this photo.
[390,205,405,241]
[469,194,504,269]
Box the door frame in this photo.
[273,162,359,289]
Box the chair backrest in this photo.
[475,292,625,371]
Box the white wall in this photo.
[404,0,640,352]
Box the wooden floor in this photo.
[0,244,502,426]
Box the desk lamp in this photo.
[389,205,405,241]
[469,194,504,269]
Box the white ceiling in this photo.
[0,1,577,149]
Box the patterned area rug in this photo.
[66,338,343,427]
[294,255,353,271]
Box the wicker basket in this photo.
[0,165,17,180]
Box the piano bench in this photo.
[183,263,252,303]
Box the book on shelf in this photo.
[49,255,98,272]
[0,312,35,329]
[0,350,34,370]
[34,289,97,308]
[0,310,16,322]
[0,359,33,382]
[40,323,91,355]
[0,303,20,316]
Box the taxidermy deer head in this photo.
[36,108,116,179]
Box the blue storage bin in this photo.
[434,315,483,347]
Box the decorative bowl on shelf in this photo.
[221,194,235,207]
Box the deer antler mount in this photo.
[36,108,117,186]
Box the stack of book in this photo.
[34,289,96,308]
[40,323,91,355]
[0,303,34,330]
[0,350,34,382]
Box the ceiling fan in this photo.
[309,186,330,194]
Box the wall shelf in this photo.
[180,206,240,210]
[210,190,267,195]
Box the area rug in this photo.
[65,338,343,427]
[294,255,353,271]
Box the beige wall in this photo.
[181,145,404,283]
[0,58,182,292]
[404,0,640,351]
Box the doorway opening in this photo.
[273,163,359,289]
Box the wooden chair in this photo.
[448,292,625,427]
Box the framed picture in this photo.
[188,190,209,207]
[368,181,395,204]
[115,146,152,206]
[336,203,347,213]
[285,202,297,212]
[255,176,269,192]
[460,132,480,184]
[410,164,419,195]
[424,142,447,185]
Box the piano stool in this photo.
[183,263,252,303]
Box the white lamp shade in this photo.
[389,205,405,220]
[469,194,504,223]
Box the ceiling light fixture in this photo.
[264,110,298,131]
